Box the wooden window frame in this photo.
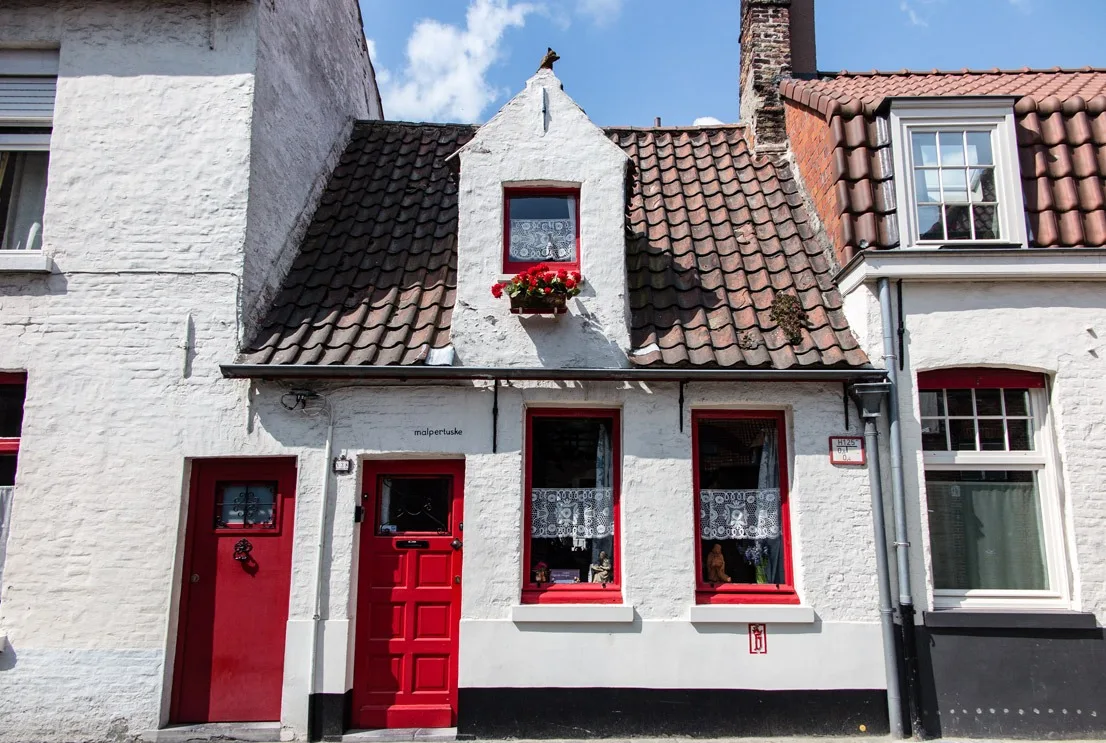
[0,372,25,458]
[502,187,581,274]
[522,407,621,604]
[692,409,798,605]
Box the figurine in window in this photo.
[706,543,732,583]
[589,551,612,584]
[533,561,550,584]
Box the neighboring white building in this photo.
[0,1,380,741]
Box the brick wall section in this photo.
[739,0,792,148]
[785,99,848,266]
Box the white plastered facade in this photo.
[0,1,378,740]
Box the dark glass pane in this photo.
[946,389,974,416]
[509,195,573,220]
[921,418,948,451]
[508,195,577,263]
[0,384,26,438]
[1004,389,1029,416]
[978,419,1006,450]
[925,470,1047,591]
[698,418,784,586]
[969,168,997,201]
[966,131,994,165]
[919,390,945,417]
[1007,418,1033,451]
[529,416,615,584]
[945,205,972,239]
[0,454,15,486]
[975,389,1002,416]
[912,131,938,166]
[939,131,966,166]
[973,204,999,240]
[918,205,944,240]
[378,476,451,534]
[949,419,977,450]
[215,482,277,529]
[914,169,941,202]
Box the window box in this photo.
[510,290,568,315]
[918,368,1068,609]
[523,408,621,604]
[503,188,580,273]
[692,410,797,604]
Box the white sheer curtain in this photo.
[1,152,49,251]
[508,197,577,263]
[0,486,14,597]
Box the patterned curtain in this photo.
[531,488,614,539]
[699,489,782,540]
[508,199,577,263]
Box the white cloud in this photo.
[899,0,928,27]
[369,0,537,123]
[575,0,624,26]
[1008,0,1032,11]
[693,116,725,126]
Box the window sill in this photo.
[923,610,1097,630]
[690,604,815,624]
[0,250,52,273]
[511,604,634,623]
[521,587,622,605]
[696,587,800,605]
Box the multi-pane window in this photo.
[919,369,1065,606]
[503,189,579,272]
[523,409,619,603]
[911,130,999,242]
[693,411,795,604]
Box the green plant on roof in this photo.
[769,293,808,345]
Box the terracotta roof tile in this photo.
[781,68,1106,252]
[242,121,869,369]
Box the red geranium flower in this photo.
[543,286,552,294]
[491,283,503,298]
[557,268,568,279]
[564,278,576,289]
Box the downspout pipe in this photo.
[851,382,903,738]
[877,277,921,735]
[307,412,334,737]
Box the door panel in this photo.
[173,459,296,723]
[353,460,463,729]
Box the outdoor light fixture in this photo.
[332,454,352,475]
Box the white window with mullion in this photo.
[919,372,1068,609]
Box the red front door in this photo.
[172,458,297,722]
[353,460,464,729]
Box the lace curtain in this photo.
[531,487,614,539]
[699,488,781,540]
[508,200,577,263]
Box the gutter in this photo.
[220,364,887,383]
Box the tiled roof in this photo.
[241,121,868,369]
[609,126,867,368]
[242,122,476,365]
[780,68,1106,252]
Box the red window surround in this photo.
[522,408,621,604]
[0,372,25,458]
[918,367,1045,390]
[692,409,798,605]
[502,187,581,274]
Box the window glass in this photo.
[926,470,1048,591]
[697,418,784,586]
[920,387,1033,452]
[0,383,25,438]
[0,151,49,251]
[529,416,615,586]
[910,129,1000,242]
[377,476,451,534]
[0,454,15,487]
[214,482,277,529]
[507,193,577,265]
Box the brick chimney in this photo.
[740,0,816,149]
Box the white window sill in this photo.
[689,604,816,624]
[511,604,635,623]
[0,250,52,273]
[0,633,7,652]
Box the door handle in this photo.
[451,538,463,550]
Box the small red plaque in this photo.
[749,623,767,654]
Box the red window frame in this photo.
[522,407,621,604]
[692,409,797,605]
[502,187,581,274]
[918,367,1045,390]
[0,372,26,459]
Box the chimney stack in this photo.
[739,0,816,149]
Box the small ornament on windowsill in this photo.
[589,551,612,585]
[706,543,732,584]
[533,561,550,584]
[492,264,582,317]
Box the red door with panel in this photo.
[353,460,464,729]
[173,458,297,722]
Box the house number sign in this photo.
[749,623,767,654]
[829,436,865,465]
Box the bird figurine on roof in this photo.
[538,47,560,71]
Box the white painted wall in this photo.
[451,69,632,368]
[0,1,378,740]
[841,278,1106,623]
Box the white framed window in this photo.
[890,100,1027,248]
[918,368,1068,610]
[1,50,57,253]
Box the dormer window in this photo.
[503,187,579,272]
[890,101,1027,248]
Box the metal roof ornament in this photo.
[538,47,559,72]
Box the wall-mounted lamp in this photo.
[332,454,352,475]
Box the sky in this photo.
[359,0,1106,127]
